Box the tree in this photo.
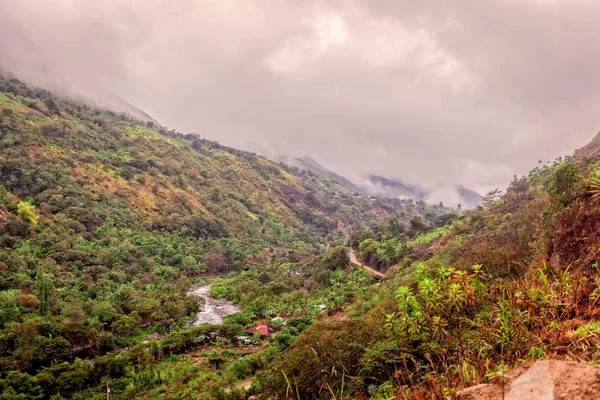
[43,94,61,114]
[180,255,199,275]
[387,216,406,236]
[321,246,349,271]
[409,216,426,236]
[547,162,582,207]
[32,337,72,370]
[92,302,117,325]
[175,276,192,292]
[111,312,142,336]
[436,212,457,227]
[482,188,503,207]
[349,229,374,248]
[200,251,230,273]
[17,201,39,226]
[35,266,51,317]
[359,239,380,266]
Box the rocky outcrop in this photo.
[457,360,600,400]
[573,132,600,161]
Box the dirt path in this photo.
[349,248,386,278]
[337,219,351,242]
[335,218,387,278]
[236,377,253,391]
[224,377,254,394]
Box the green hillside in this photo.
[0,75,455,399]
[273,146,600,398]
[6,73,599,399]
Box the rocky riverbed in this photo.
[187,284,240,326]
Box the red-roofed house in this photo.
[245,325,278,336]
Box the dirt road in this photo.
[349,248,386,278]
[335,218,387,278]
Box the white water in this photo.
[187,284,240,326]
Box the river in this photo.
[187,284,240,326]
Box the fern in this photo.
[589,167,600,199]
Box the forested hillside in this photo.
[0,75,455,399]
[272,140,600,398]
[5,73,600,400]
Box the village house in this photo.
[244,325,280,336]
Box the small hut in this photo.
[244,325,279,336]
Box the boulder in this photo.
[455,384,490,398]
[506,361,554,400]
[457,360,600,400]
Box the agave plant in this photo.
[589,167,600,199]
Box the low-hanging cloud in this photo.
[1,0,599,195]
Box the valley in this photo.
[1,74,600,400]
[0,75,451,399]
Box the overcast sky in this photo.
[1,0,599,194]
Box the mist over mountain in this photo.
[4,2,600,398]
[4,62,477,207]
[361,175,482,208]
[277,155,361,192]
[2,0,598,195]
[3,74,600,399]
[278,155,482,207]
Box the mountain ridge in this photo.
[278,155,482,208]
[2,73,600,399]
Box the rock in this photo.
[187,284,240,326]
[546,360,600,400]
[506,361,554,400]
[455,384,490,398]
[508,360,600,400]
[458,360,600,400]
[141,332,164,344]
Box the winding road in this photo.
[335,218,387,278]
[349,248,386,278]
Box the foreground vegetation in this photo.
[271,155,600,398]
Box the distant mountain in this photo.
[361,175,482,208]
[277,155,360,191]
[362,175,429,200]
[574,131,600,162]
[91,94,158,125]
[455,184,484,208]
[277,156,482,208]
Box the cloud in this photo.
[1,0,598,196]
